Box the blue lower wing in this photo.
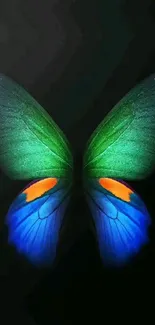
[6,179,70,267]
[85,178,151,267]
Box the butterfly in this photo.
[0,73,154,268]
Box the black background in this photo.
[0,0,155,324]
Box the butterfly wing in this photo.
[6,178,71,266]
[85,178,150,267]
[84,74,155,266]
[0,74,72,180]
[0,74,73,266]
[84,74,155,180]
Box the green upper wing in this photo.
[0,74,73,180]
[84,74,155,180]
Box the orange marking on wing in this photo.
[23,178,58,202]
[99,178,133,202]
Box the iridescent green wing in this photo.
[84,74,155,180]
[0,74,72,180]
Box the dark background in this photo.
[0,0,155,324]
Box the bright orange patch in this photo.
[23,178,58,202]
[99,178,133,202]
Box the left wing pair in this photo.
[0,73,154,267]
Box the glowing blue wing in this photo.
[6,178,70,267]
[85,178,151,267]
